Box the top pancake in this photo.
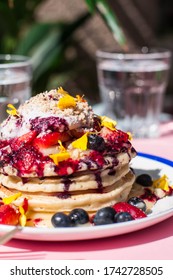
[0,88,136,178]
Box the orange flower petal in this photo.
[58,94,76,109]
[49,152,70,165]
[3,192,22,205]
[71,133,88,150]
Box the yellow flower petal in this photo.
[57,94,76,109]
[57,87,69,95]
[75,95,86,102]
[127,132,133,140]
[100,116,117,131]
[6,104,19,116]
[71,133,88,150]
[19,206,27,227]
[49,152,70,165]
[58,140,66,152]
[153,175,169,191]
[3,192,22,205]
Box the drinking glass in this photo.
[96,48,171,138]
[0,54,32,123]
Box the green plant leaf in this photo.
[15,23,62,55]
[84,0,97,12]
[21,12,91,92]
[84,0,128,50]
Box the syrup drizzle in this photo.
[56,177,72,199]
[108,169,116,176]
[94,172,103,192]
[62,177,72,192]
[140,188,158,202]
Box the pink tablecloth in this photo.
[0,122,173,260]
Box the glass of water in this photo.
[0,54,32,123]
[96,48,171,138]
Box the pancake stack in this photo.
[0,88,136,227]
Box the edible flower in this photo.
[100,116,116,131]
[49,152,70,165]
[153,175,171,192]
[58,140,66,152]
[19,205,27,227]
[71,133,88,150]
[3,192,22,205]
[57,86,69,95]
[127,132,133,140]
[57,94,76,109]
[6,104,19,117]
[49,140,70,165]
[75,94,86,102]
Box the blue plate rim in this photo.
[137,152,173,167]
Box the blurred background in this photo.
[0,0,173,111]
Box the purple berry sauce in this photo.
[30,116,69,133]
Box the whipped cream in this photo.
[0,89,95,139]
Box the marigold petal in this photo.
[57,87,69,95]
[75,95,86,102]
[19,206,27,227]
[153,175,169,191]
[6,104,19,116]
[100,116,116,131]
[57,94,76,109]
[127,132,133,140]
[58,140,66,152]
[3,192,22,205]
[49,152,70,165]
[71,133,88,150]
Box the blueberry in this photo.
[51,212,71,227]
[128,197,147,212]
[87,134,105,151]
[69,208,89,225]
[114,212,133,223]
[93,207,116,225]
[136,174,153,187]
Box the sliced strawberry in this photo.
[11,131,37,150]
[115,130,129,142]
[100,127,129,142]
[0,204,20,225]
[33,131,71,149]
[112,202,147,219]
[13,146,38,174]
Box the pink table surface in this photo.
[0,122,173,260]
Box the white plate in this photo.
[0,153,173,241]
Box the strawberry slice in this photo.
[112,202,147,219]
[0,204,20,225]
[33,131,70,149]
[11,131,37,150]
[100,127,129,142]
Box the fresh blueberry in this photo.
[114,212,133,223]
[136,174,153,187]
[51,212,71,227]
[128,197,147,212]
[69,208,89,225]
[93,207,116,225]
[87,134,105,151]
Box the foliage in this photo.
[0,0,127,95]
[84,0,127,50]
[0,0,91,94]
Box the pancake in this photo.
[0,170,135,213]
[0,87,137,227]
